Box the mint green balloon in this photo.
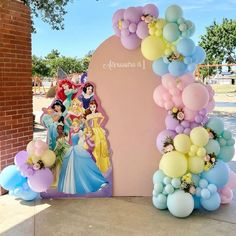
[205,139,220,155]
[153,196,167,210]
[153,170,166,184]
[206,118,224,136]
[163,23,180,42]
[217,146,235,162]
[165,5,183,22]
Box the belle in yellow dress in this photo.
[85,100,110,173]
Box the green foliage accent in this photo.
[199,18,236,77]
[32,49,92,77]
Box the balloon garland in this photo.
[113,4,235,217]
[0,140,55,201]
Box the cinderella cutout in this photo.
[40,78,112,198]
[58,118,108,194]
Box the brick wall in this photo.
[0,0,32,193]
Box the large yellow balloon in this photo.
[141,36,165,61]
[159,151,187,178]
[41,150,56,167]
[188,156,204,174]
[174,134,191,154]
[190,127,209,147]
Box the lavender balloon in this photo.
[136,21,149,39]
[124,7,142,23]
[121,33,141,50]
[14,151,28,167]
[143,4,159,17]
[156,130,176,153]
[28,168,53,193]
[165,115,179,130]
[112,9,125,24]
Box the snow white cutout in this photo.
[79,82,94,109]
[58,118,108,194]
[84,100,110,173]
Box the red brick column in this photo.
[0,0,32,193]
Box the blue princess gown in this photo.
[58,132,107,194]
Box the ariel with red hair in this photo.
[56,79,81,110]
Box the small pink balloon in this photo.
[183,107,197,122]
[136,21,149,39]
[153,85,168,107]
[226,170,236,189]
[179,73,195,87]
[182,83,209,111]
[34,147,46,157]
[162,74,176,89]
[172,95,183,107]
[163,92,172,101]
[35,140,48,150]
[169,88,180,96]
[219,187,233,204]
[129,23,137,33]
[121,33,141,50]
[164,101,174,110]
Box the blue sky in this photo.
[32,0,236,58]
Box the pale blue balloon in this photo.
[163,23,180,42]
[163,176,172,185]
[217,146,235,162]
[191,174,200,187]
[152,58,169,76]
[206,117,224,136]
[154,183,164,194]
[167,190,194,218]
[199,179,208,189]
[201,160,230,188]
[205,139,221,155]
[187,63,196,72]
[200,192,221,211]
[184,56,192,64]
[201,188,211,199]
[177,38,195,56]
[20,190,39,201]
[168,61,187,76]
[153,170,166,184]
[165,184,174,194]
[187,21,195,37]
[195,187,202,197]
[152,196,167,210]
[218,137,227,146]
[207,184,217,193]
[171,178,181,188]
[165,5,183,22]
[0,165,27,191]
[192,46,206,64]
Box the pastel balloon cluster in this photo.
[112,4,159,49]
[0,140,56,201]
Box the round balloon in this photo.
[200,192,221,211]
[188,156,204,174]
[14,151,28,167]
[141,36,165,61]
[205,139,221,156]
[167,190,194,218]
[165,5,183,23]
[206,117,224,136]
[173,134,191,154]
[156,130,176,153]
[217,146,235,163]
[159,151,187,178]
[182,83,209,111]
[190,127,209,147]
[163,23,180,42]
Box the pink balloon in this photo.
[124,7,142,23]
[28,168,53,193]
[136,21,149,39]
[172,96,183,107]
[112,9,125,24]
[182,83,209,111]
[143,4,159,17]
[14,151,28,167]
[163,93,172,101]
[183,107,197,121]
[169,88,180,96]
[179,73,195,87]
[34,147,46,157]
[226,170,236,189]
[162,74,176,89]
[164,101,174,110]
[121,33,141,50]
[153,85,168,107]
[219,187,233,204]
[34,140,48,150]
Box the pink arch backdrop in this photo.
[88,35,166,196]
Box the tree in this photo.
[32,55,50,77]
[46,49,61,60]
[199,18,236,78]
